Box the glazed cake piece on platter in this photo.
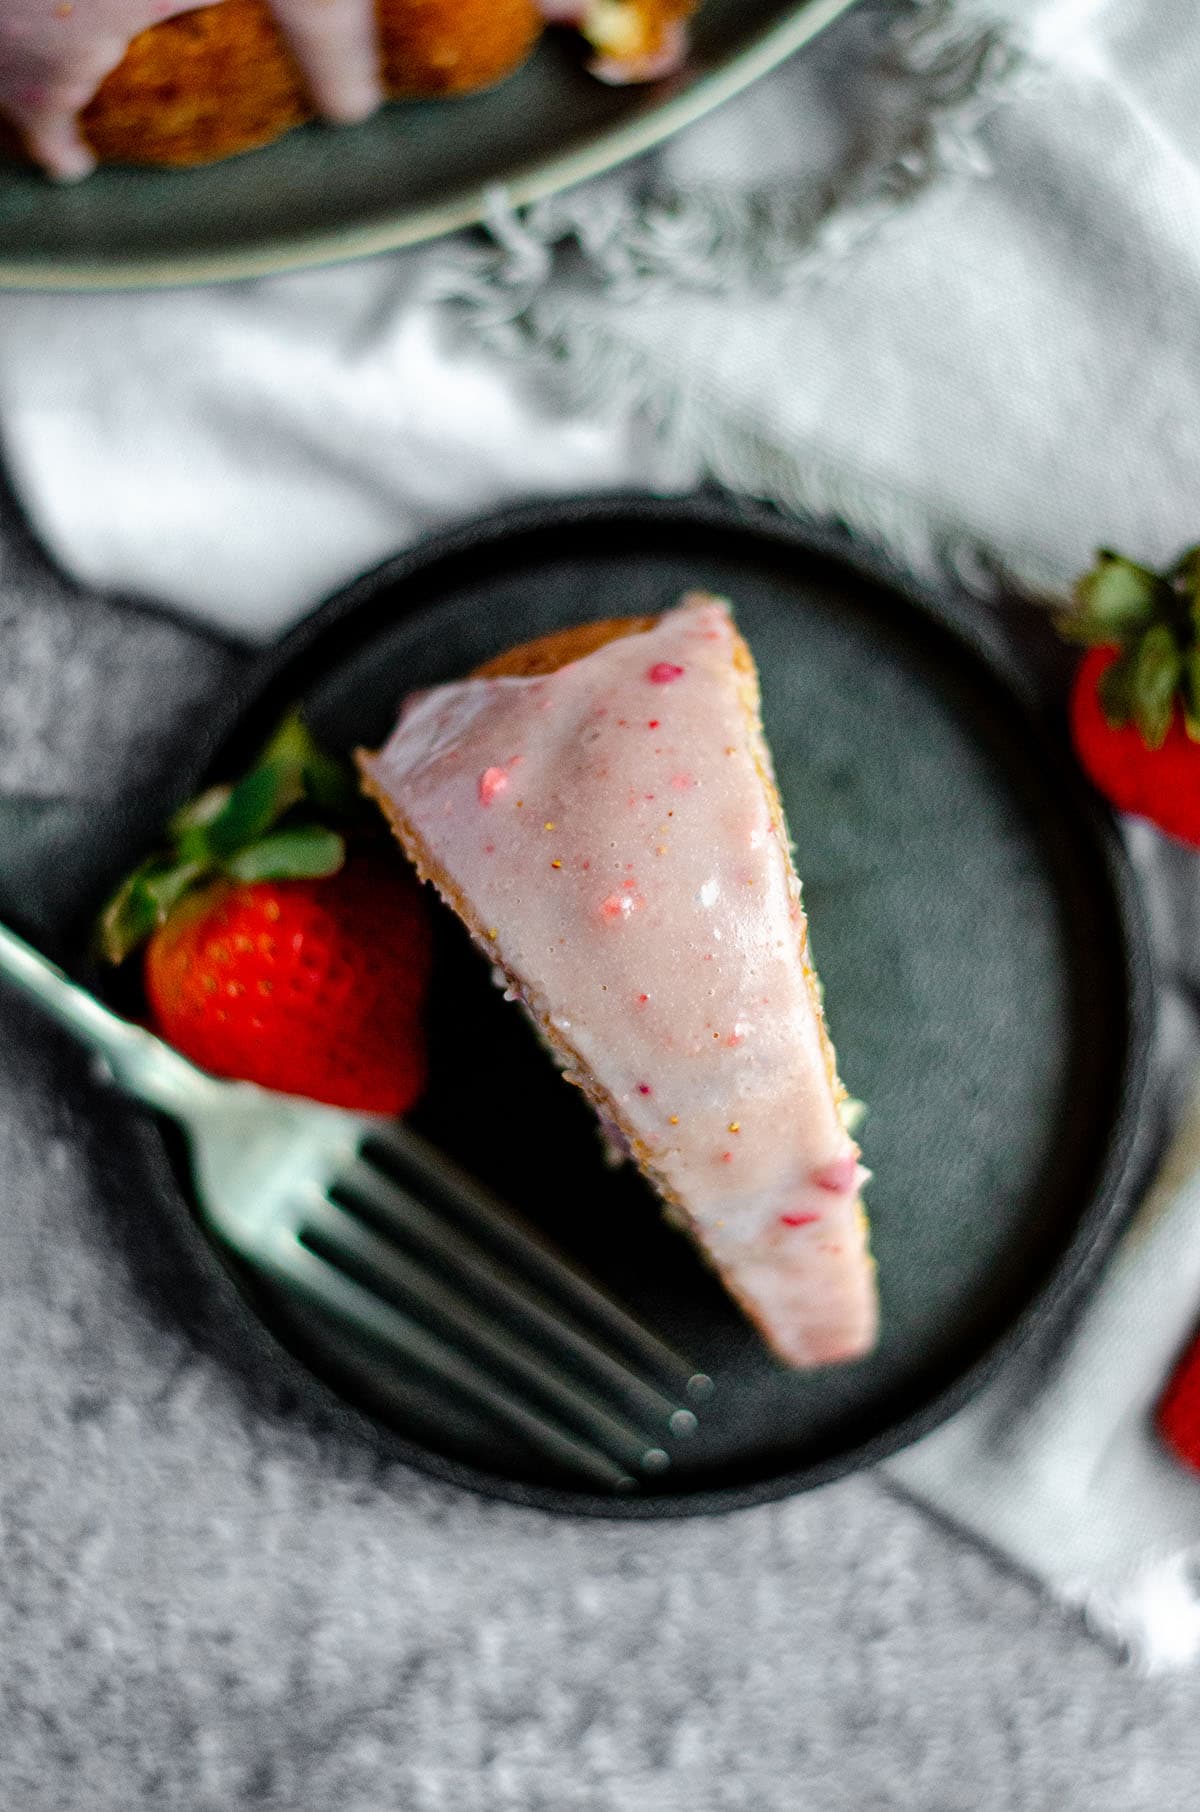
[0,0,700,179]
[358,595,876,1368]
[0,0,543,179]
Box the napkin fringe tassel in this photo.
[434,0,1055,595]
[1075,1547,1200,1674]
[440,1,1028,317]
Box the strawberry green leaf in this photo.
[1171,544,1200,599]
[260,711,323,770]
[98,872,158,965]
[97,710,357,963]
[98,858,206,964]
[169,785,231,869]
[168,784,231,838]
[1131,624,1183,750]
[225,825,346,883]
[204,757,307,859]
[304,750,362,819]
[1097,648,1137,727]
[1185,646,1200,743]
[265,712,361,818]
[199,714,358,860]
[1067,551,1164,645]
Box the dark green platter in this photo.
[0,0,859,289]
[8,492,1144,1519]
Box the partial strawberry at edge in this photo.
[1071,645,1200,849]
[1157,1327,1200,1475]
[1061,547,1200,850]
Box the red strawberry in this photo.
[143,852,430,1114]
[1071,645,1200,847]
[1157,1328,1200,1474]
[1062,547,1200,848]
[99,713,432,1115]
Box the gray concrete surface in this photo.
[3,492,1200,1811]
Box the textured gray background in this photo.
[3,486,1200,1811]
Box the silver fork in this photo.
[0,919,711,1492]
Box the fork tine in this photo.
[260,1224,638,1491]
[362,1123,713,1403]
[338,1157,698,1437]
[299,1190,673,1476]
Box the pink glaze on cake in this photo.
[360,595,877,1368]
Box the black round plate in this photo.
[89,495,1155,1515]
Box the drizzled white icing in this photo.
[362,596,877,1368]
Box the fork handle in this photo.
[0,918,205,1113]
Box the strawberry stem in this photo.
[1063,546,1200,747]
[98,712,359,964]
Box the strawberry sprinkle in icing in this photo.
[478,767,509,806]
[812,1154,862,1195]
[648,662,685,685]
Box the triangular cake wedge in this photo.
[358,595,877,1367]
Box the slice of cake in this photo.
[358,595,876,1367]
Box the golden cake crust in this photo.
[472,617,657,680]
